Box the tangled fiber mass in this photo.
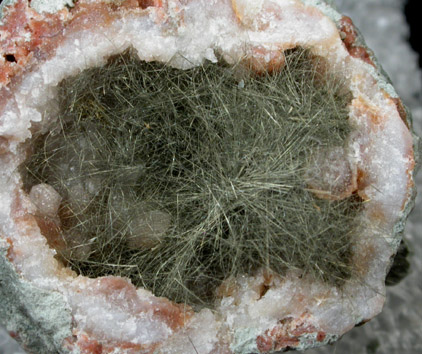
[23,48,361,308]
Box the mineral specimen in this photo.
[0,0,419,353]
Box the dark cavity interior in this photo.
[22,48,361,308]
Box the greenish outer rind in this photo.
[0,0,420,353]
[232,328,260,354]
[297,332,340,351]
[0,241,73,353]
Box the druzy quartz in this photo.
[0,0,418,353]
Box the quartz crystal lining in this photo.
[0,0,418,353]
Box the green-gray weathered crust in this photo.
[0,244,73,353]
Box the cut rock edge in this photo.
[0,0,417,352]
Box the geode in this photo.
[0,0,419,353]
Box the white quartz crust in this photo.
[30,0,75,14]
[0,0,415,353]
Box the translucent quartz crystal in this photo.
[126,209,172,249]
[29,183,62,218]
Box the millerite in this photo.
[23,48,361,308]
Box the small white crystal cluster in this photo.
[0,0,418,352]
[29,184,62,218]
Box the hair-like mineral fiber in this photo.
[23,48,361,308]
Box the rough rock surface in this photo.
[308,1,422,353]
[0,0,419,353]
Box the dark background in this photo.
[405,0,422,68]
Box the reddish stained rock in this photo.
[68,1,120,31]
[354,97,386,127]
[338,16,356,49]
[95,277,193,331]
[138,0,164,9]
[75,334,103,354]
[356,168,371,197]
[33,215,64,250]
[246,45,286,75]
[392,97,410,129]
[316,331,326,342]
[8,330,19,339]
[4,237,15,261]
[256,316,319,352]
[64,331,158,354]
[0,0,166,88]
[152,301,192,331]
[0,136,9,154]
[0,0,68,86]
[348,46,373,65]
[338,16,374,66]
[10,188,26,220]
[257,271,274,299]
